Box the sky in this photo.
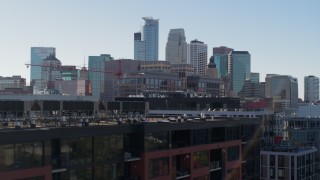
[0,0,319,99]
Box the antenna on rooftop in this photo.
[83,50,86,68]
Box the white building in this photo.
[188,40,207,75]
[304,75,319,102]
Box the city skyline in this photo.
[0,0,319,99]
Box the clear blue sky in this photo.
[0,0,319,99]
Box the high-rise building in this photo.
[304,75,319,102]
[165,29,187,64]
[30,47,56,90]
[143,17,159,61]
[265,74,298,110]
[212,46,233,78]
[41,54,62,94]
[134,32,145,60]
[88,54,113,98]
[239,72,260,98]
[228,51,251,97]
[188,40,207,75]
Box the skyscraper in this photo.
[143,17,159,61]
[134,32,145,60]
[165,28,187,64]
[30,47,55,90]
[228,51,251,97]
[304,75,319,102]
[188,40,207,75]
[88,54,113,98]
[265,74,298,109]
[211,46,234,78]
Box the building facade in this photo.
[239,72,260,98]
[0,76,26,91]
[212,46,233,78]
[228,51,251,97]
[134,32,146,60]
[265,74,298,110]
[88,54,113,98]
[189,40,208,75]
[165,28,187,64]
[261,146,318,180]
[142,17,159,61]
[304,75,319,102]
[30,47,56,90]
[41,54,62,94]
[0,116,263,180]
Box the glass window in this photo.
[94,163,123,180]
[192,129,209,145]
[60,137,92,166]
[144,132,169,152]
[227,146,240,162]
[149,157,169,178]
[278,155,285,167]
[193,151,209,169]
[270,155,275,166]
[94,135,123,162]
[0,142,43,171]
[278,168,284,179]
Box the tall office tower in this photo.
[304,75,319,102]
[265,74,298,110]
[142,17,159,61]
[189,40,207,75]
[165,29,187,64]
[212,46,233,78]
[134,32,145,60]
[239,72,260,98]
[41,54,62,94]
[88,54,113,98]
[30,47,56,90]
[228,51,251,97]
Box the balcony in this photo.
[210,161,221,171]
[176,169,190,179]
[123,152,141,162]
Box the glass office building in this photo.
[30,47,56,90]
[228,51,251,97]
[212,46,233,78]
[88,54,113,98]
[143,17,159,61]
[265,74,298,109]
[134,32,145,60]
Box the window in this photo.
[0,142,43,171]
[192,129,209,145]
[227,146,240,161]
[94,163,123,180]
[94,135,123,162]
[193,151,209,169]
[145,132,169,152]
[149,157,169,178]
[270,155,275,166]
[270,167,275,179]
[278,155,285,167]
[278,168,284,179]
[60,137,92,166]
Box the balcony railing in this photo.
[210,161,221,171]
[176,169,190,179]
